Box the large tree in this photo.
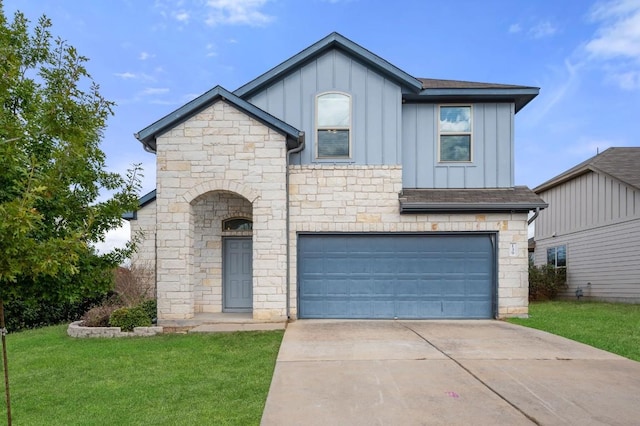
[0,3,141,423]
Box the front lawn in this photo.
[508,301,640,361]
[0,325,283,425]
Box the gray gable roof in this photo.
[233,32,424,98]
[399,187,547,213]
[135,86,304,153]
[534,147,640,193]
[232,33,538,113]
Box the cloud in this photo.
[584,0,640,90]
[139,51,156,61]
[527,59,581,123]
[114,72,137,79]
[204,0,274,26]
[508,20,557,39]
[114,71,157,82]
[141,87,170,96]
[206,43,217,57]
[508,23,522,34]
[94,222,131,255]
[529,20,557,38]
[174,10,190,22]
[607,69,640,89]
[154,0,274,27]
[586,0,640,59]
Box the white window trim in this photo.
[547,244,567,268]
[438,104,473,163]
[315,91,352,160]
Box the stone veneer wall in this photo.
[129,199,157,288]
[288,164,530,318]
[192,191,252,313]
[155,100,288,321]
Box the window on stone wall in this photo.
[222,218,253,231]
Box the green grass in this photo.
[508,301,640,361]
[0,325,283,425]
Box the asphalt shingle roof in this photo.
[399,187,547,213]
[534,147,640,193]
[418,78,537,90]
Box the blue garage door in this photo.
[298,234,495,319]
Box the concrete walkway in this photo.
[261,320,640,426]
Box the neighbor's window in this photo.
[547,245,566,268]
[222,218,253,231]
[316,92,351,158]
[439,106,472,162]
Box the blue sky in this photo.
[4,0,640,250]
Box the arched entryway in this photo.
[191,190,253,314]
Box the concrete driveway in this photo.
[261,320,640,426]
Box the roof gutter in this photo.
[400,202,548,214]
[285,131,305,321]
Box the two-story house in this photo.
[533,147,640,302]
[127,33,546,325]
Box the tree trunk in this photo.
[0,300,11,425]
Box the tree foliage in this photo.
[0,3,141,305]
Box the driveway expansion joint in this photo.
[399,322,541,426]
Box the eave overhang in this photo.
[134,86,304,153]
[399,187,548,214]
[234,32,424,99]
[123,189,157,221]
[399,202,547,214]
[403,87,539,113]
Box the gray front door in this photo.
[223,238,253,311]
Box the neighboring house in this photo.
[533,147,640,302]
[127,32,546,325]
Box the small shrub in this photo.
[109,306,152,332]
[81,303,121,327]
[138,299,157,322]
[529,263,567,301]
[114,264,155,306]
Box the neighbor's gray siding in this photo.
[535,171,640,239]
[534,218,640,302]
[534,172,640,302]
[246,49,403,165]
[401,103,514,188]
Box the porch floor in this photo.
[158,312,288,333]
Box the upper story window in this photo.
[547,245,566,268]
[316,92,351,159]
[439,106,472,162]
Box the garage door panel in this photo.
[298,234,495,319]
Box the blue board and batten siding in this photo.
[247,49,516,188]
[402,103,515,188]
[298,234,496,319]
[246,49,403,165]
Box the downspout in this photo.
[285,132,305,320]
[527,207,540,225]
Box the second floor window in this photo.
[439,106,472,162]
[316,92,351,158]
